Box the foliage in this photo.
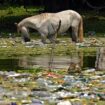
[0,6,44,33]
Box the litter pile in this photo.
[0,68,104,105]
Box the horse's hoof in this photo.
[55,40,60,43]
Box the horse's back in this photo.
[56,10,81,19]
[54,10,81,33]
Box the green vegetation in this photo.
[0,37,98,57]
[81,11,105,36]
[0,6,43,33]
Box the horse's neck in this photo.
[28,14,54,29]
[19,13,56,30]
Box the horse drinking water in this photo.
[15,10,84,43]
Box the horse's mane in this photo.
[33,13,55,20]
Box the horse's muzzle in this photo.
[23,37,31,42]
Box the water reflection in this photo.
[0,58,19,70]
[83,55,96,68]
[0,54,96,71]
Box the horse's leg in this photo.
[21,27,30,42]
[48,34,56,43]
[40,33,48,44]
[48,34,59,43]
[47,35,54,43]
[71,26,78,43]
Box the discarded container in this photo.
[11,102,17,105]
[30,99,44,105]
[57,100,72,105]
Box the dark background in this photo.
[0,0,105,12]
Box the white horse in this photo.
[15,10,84,43]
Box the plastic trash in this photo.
[57,100,72,105]
[30,99,44,105]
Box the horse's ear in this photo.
[14,23,18,27]
[14,23,20,34]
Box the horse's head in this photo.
[15,23,31,42]
[22,35,31,42]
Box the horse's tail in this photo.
[78,18,84,42]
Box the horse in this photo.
[15,10,84,43]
